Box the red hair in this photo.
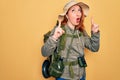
[61,5,85,32]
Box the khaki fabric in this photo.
[41,25,100,80]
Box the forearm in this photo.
[41,37,58,57]
[85,31,100,52]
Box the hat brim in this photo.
[59,2,89,17]
[77,2,89,17]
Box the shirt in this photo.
[41,24,100,80]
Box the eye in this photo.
[72,9,75,12]
[78,9,81,12]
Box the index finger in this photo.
[91,17,94,25]
[58,16,62,28]
[58,21,61,28]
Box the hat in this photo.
[59,0,89,17]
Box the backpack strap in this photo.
[54,25,66,60]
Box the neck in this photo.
[67,21,75,30]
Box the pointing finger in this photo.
[58,15,64,28]
[91,16,94,25]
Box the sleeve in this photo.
[41,26,59,57]
[83,30,100,52]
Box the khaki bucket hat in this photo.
[59,0,89,17]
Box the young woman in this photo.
[41,0,100,80]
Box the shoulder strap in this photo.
[51,25,67,61]
[77,30,84,56]
[66,30,75,61]
[55,25,66,58]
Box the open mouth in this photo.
[76,18,80,23]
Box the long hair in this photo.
[61,5,85,32]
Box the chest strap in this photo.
[66,33,82,38]
[63,60,78,66]
[63,59,78,78]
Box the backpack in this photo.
[42,25,66,78]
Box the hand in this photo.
[52,16,65,40]
[91,17,99,33]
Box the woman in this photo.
[41,0,100,80]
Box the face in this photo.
[66,5,82,26]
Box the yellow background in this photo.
[0,0,120,80]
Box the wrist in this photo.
[92,30,99,33]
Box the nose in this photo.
[76,11,81,17]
